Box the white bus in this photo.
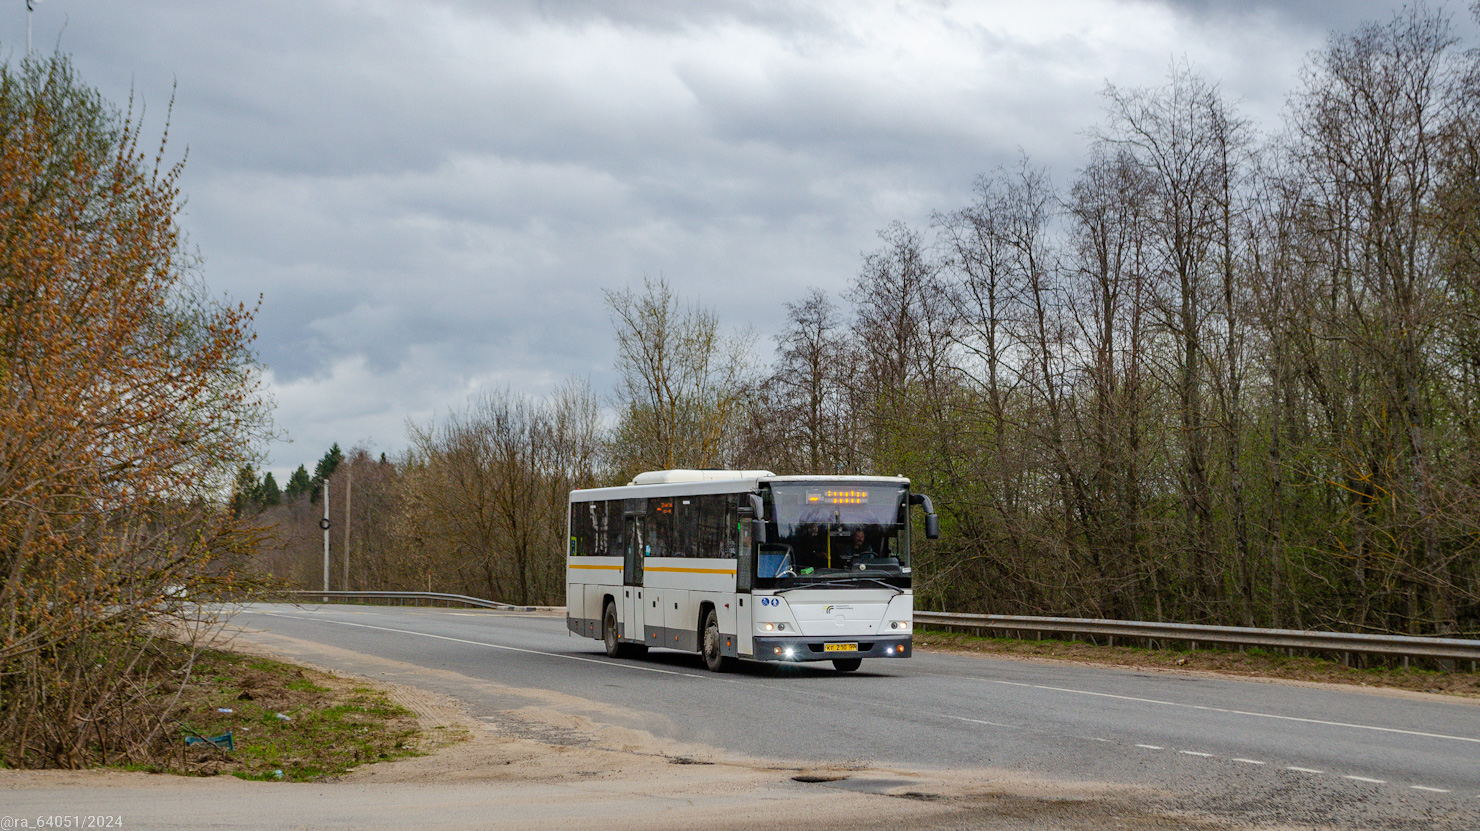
[566,469,939,672]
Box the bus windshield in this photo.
[758,482,910,589]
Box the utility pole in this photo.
[321,480,330,596]
[26,0,41,55]
[343,467,352,591]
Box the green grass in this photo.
[111,647,424,781]
[915,627,1479,697]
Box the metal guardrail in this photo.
[269,591,1479,665]
[913,611,1480,663]
[273,590,551,612]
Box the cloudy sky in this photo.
[7,1,1474,477]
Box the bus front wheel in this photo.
[832,658,862,672]
[702,608,733,672]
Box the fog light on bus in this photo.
[886,646,895,655]
[784,647,796,659]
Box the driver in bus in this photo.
[845,529,875,561]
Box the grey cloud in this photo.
[9,0,1453,472]
[1156,0,1479,39]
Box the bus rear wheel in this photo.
[603,602,622,658]
[702,608,733,672]
[832,658,862,672]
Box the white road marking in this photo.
[1231,758,1265,765]
[943,715,1015,728]
[1179,750,1214,757]
[1410,785,1450,793]
[1286,767,1325,774]
[1135,744,1163,750]
[1344,775,1385,784]
[250,611,703,677]
[979,678,1480,745]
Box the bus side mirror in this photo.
[910,492,940,539]
[748,493,766,544]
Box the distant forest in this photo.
[245,6,1480,637]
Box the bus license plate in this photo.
[824,643,857,652]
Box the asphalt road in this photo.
[230,603,1480,829]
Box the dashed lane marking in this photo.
[1178,750,1214,757]
[1231,758,1266,765]
[1410,786,1451,793]
[1344,775,1386,784]
[1135,744,1163,750]
[1286,766,1325,774]
[942,715,1016,729]
[979,678,1480,745]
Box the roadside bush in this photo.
[0,53,268,768]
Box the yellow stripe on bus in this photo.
[568,563,623,570]
[644,566,738,575]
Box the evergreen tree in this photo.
[259,471,281,506]
[283,464,313,500]
[229,465,258,516]
[309,443,343,503]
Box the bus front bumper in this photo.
[752,635,911,662]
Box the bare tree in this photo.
[1288,4,1466,633]
[1063,147,1159,619]
[768,289,853,473]
[1101,64,1237,618]
[605,276,757,477]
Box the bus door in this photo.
[622,509,644,641]
[735,502,755,657]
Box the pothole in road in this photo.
[794,774,946,798]
[819,777,919,794]
[793,774,848,783]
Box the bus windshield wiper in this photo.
[776,577,903,595]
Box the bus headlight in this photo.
[888,620,911,632]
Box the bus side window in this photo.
[646,500,670,558]
[570,501,595,557]
[676,498,697,557]
[698,494,727,558]
[606,499,624,555]
[725,496,740,558]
